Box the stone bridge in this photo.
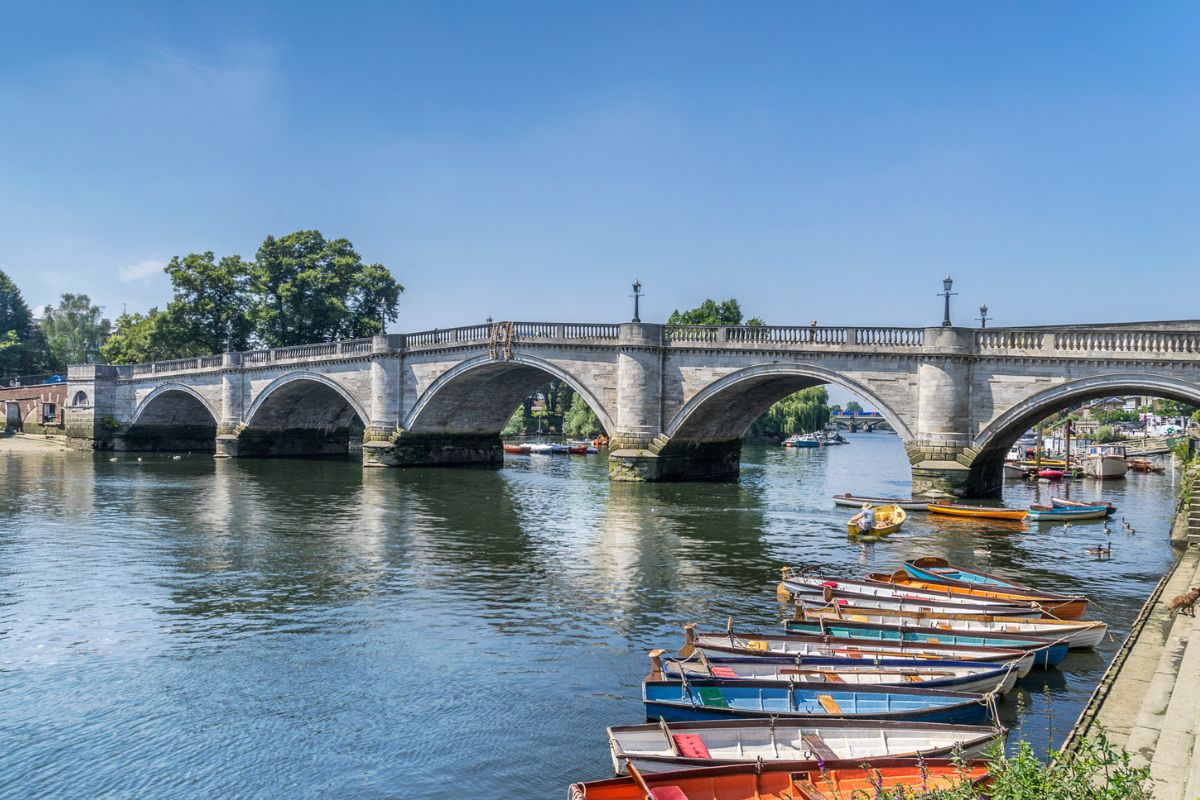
[64,320,1200,497]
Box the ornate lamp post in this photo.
[939,275,957,327]
[486,316,493,325]
[977,304,991,329]
[631,280,643,323]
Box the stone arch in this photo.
[664,363,913,443]
[239,372,369,458]
[123,384,220,452]
[403,353,616,436]
[966,371,1200,492]
[131,383,219,426]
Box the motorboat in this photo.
[1083,444,1128,479]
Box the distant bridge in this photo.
[65,320,1200,497]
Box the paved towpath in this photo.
[1072,546,1200,799]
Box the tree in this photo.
[563,396,605,438]
[40,293,109,370]
[750,386,831,437]
[163,252,254,353]
[844,400,864,414]
[667,298,763,326]
[252,230,403,347]
[501,406,527,436]
[100,308,185,365]
[0,270,36,375]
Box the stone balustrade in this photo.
[104,321,1200,380]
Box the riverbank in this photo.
[1064,466,1200,799]
[0,433,68,452]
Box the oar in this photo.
[624,760,655,800]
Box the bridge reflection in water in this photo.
[0,437,1181,797]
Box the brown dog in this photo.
[1167,587,1200,617]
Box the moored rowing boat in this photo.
[656,651,1021,695]
[926,502,1029,521]
[570,758,990,800]
[642,677,993,724]
[801,605,1107,649]
[606,717,1002,773]
[867,570,1088,620]
[832,493,930,511]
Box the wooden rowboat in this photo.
[606,717,1002,773]
[926,502,1028,521]
[903,557,1040,590]
[801,605,1108,649]
[782,619,1068,667]
[833,493,930,511]
[867,570,1088,620]
[502,443,529,454]
[1027,504,1109,521]
[570,758,990,800]
[1051,496,1118,516]
[656,651,1021,695]
[642,677,993,724]
[795,591,1045,619]
[847,504,907,536]
[782,571,1041,613]
[683,626,1036,677]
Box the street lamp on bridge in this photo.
[631,280,643,323]
[977,304,991,329]
[940,275,957,327]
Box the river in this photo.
[0,434,1181,798]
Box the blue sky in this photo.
[1,1,1198,332]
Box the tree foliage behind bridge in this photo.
[102,230,403,364]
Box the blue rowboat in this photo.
[1026,504,1110,521]
[655,652,1020,696]
[902,558,1027,589]
[642,678,992,724]
[782,618,1068,668]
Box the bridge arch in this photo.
[403,353,615,436]
[967,371,1200,491]
[239,372,369,458]
[665,363,913,443]
[123,383,220,452]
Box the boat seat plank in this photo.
[792,777,832,800]
[801,733,838,761]
[816,694,843,714]
[709,666,738,679]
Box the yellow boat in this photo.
[847,504,907,536]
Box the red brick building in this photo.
[1,381,68,434]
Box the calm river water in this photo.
[0,434,1181,798]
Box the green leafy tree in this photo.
[0,270,36,375]
[40,293,109,370]
[1093,425,1123,443]
[163,252,254,353]
[751,386,831,437]
[667,298,763,326]
[844,400,864,414]
[501,406,528,436]
[100,308,185,365]
[252,230,403,347]
[563,396,605,438]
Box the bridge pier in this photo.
[362,432,503,468]
[609,439,741,482]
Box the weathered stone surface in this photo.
[62,321,1200,494]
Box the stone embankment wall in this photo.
[1171,463,1200,546]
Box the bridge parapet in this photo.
[662,325,925,348]
[976,327,1200,358]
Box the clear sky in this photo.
[2,1,1198,333]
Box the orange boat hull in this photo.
[570,761,989,800]
[869,573,1087,620]
[927,504,1028,521]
